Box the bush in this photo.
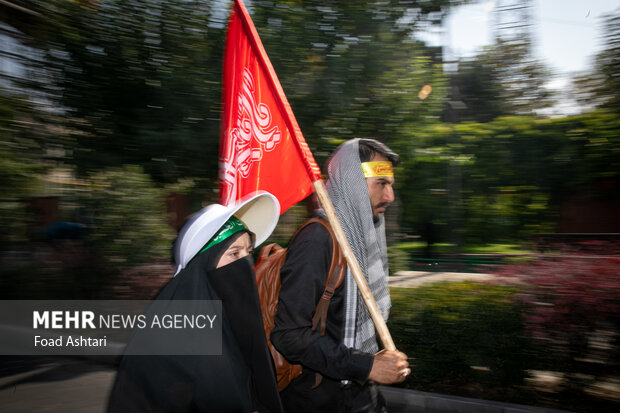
[78,166,175,268]
[388,245,410,275]
[389,282,530,389]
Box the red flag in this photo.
[219,0,322,213]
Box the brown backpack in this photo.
[255,217,346,391]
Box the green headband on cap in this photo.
[199,215,248,254]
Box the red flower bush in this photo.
[494,242,620,372]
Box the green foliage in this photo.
[397,111,620,245]
[387,245,410,275]
[462,244,529,254]
[3,0,619,257]
[77,166,175,268]
[39,0,226,182]
[389,283,530,387]
[0,93,47,246]
[13,0,468,183]
[552,111,620,194]
[445,57,507,123]
[250,0,463,161]
[0,147,42,246]
[447,39,555,122]
[393,241,427,253]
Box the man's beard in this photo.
[372,202,389,224]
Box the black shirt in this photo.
[271,222,374,411]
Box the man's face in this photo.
[365,153,395,223]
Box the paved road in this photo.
[0,356,574,413]
[0,357,115,413]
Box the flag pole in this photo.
[313,180,396,351]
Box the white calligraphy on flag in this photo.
[220,68,282,205]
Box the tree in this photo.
[444,57,510,123]
[11,0,471,182]
[78,165,175,267]
[37,0,226,182]
[249,0,469,158]
[446,39,555,122]
[0,92,47,246]
[397,110,620,245]
[573,12,620,113]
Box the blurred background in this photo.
[0,0,618,412]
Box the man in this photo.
[271,138,409,412]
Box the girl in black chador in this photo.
[107,192,283,413]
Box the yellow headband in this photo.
[361,161,394,178]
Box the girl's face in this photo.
[216,232,253,268]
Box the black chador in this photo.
[107,234,283,413]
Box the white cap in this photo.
[174,191,280,276]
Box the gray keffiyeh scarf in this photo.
[325,139,391,356]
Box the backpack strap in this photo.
[288,216,345,336]
[306,218,346,337]
[293,217,346,390]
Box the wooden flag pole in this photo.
[313,179,396,352]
